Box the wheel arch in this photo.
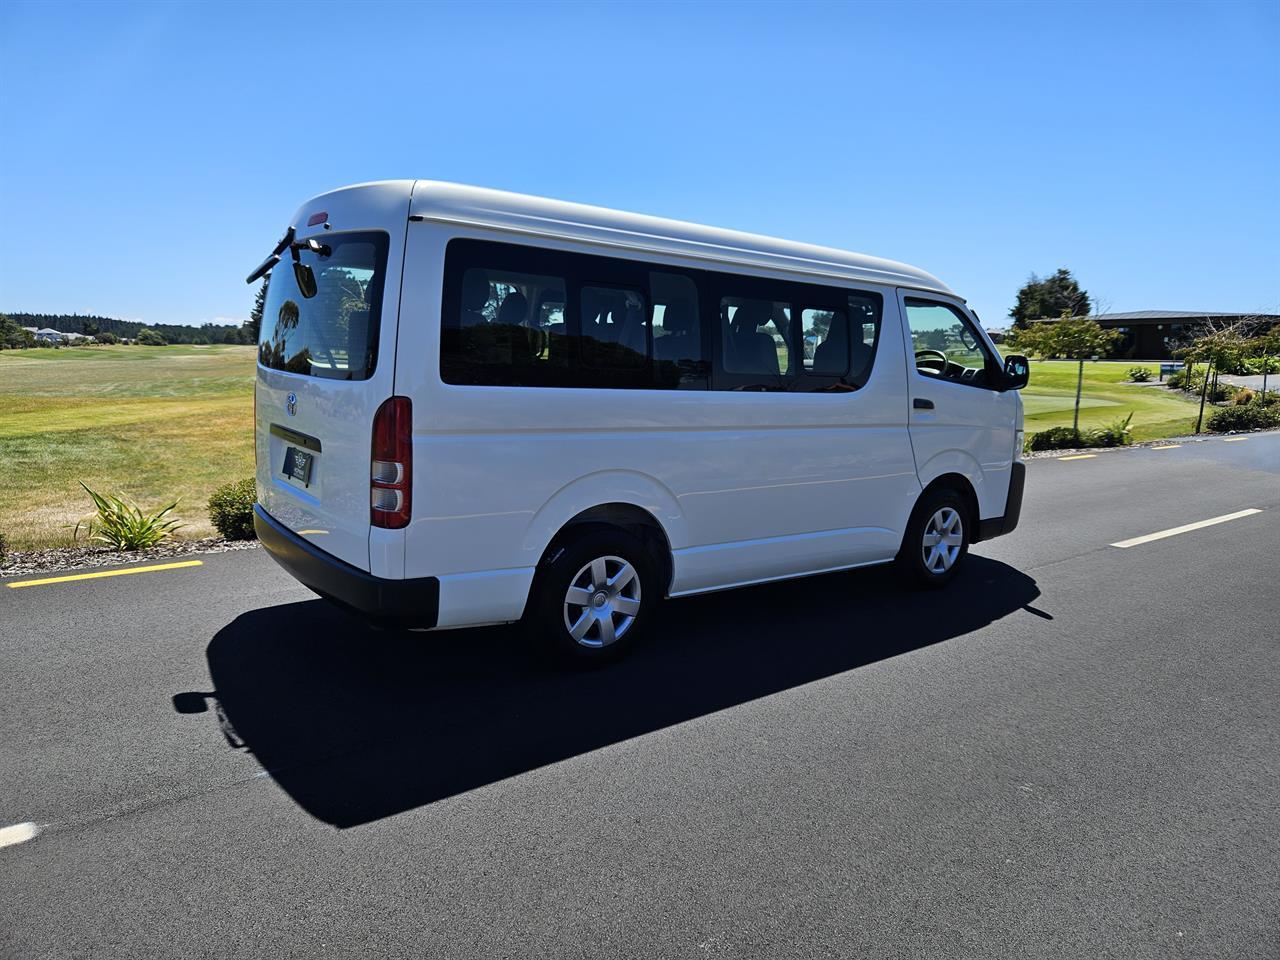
[913,472,980,541]
[522,470,683,597]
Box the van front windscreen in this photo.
[257,231,389,380]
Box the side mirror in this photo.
[1002,354,1030,390]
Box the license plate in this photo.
[282,446,313,486]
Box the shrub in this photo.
[1166,368,1199,391]
[94,332,119,345]
[0,530,7,564]
[1127,366,1154,382]
[1244,356,1280,375]
[1082,413,1134,447]
[135,328,167,346]
[75,482,183,550]
[1026,426,1083,451]
[1206,402,1280,433]
[208,478,258,540]
[1233,388,1256,406]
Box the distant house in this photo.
[24,327,88,344]
[1036,311,1280,360]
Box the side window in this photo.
[904,298,993,387]
[847,293,882,388]
[796,291,883,391]
[441,239,707,390]
[720,297,791,384]
[444,264,568,385]
[581,286,647,370]
[650,272,707,389]
[803,307,848,376]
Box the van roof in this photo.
[311,179,955,297]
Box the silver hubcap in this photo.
[563,555,641,648]
[922,506,963,574]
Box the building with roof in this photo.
[1037,311,1280,360]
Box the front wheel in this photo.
[899,488,970,587]
[530,525,657,663]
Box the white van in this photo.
[251,181,1028,660]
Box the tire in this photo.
[529,524,658,663]
[898,487,971,588]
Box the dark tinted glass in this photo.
[258,231,388,380]
[439,238,881,393]
[441,240,706,389]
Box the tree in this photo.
[1252,324,1280,400]
[1007,312,1121,433]
[246,278,268,343]
[1180,318,1257,432]
[135,328,168,346]
[1009,269,1092,329]
[0,314,36,349]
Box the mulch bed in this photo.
[1022,426,1279,459]
[0,537,261,579]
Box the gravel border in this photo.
[0,537,261,579]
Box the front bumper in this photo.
[976,461,1025,542]
[254,504,438,628]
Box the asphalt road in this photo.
[2,434,1278,959]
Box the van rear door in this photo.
[254,185,411,574]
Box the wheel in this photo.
[899,488,970,587]
[530,525,657,663]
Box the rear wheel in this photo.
[899,488,970,587]
[531,525,657,663]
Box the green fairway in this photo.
[1022,360,1205,442]
[0,344,256,549]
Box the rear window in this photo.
[258,231,389,380]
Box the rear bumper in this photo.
[977,461,1025,542]
[254,504,438,628]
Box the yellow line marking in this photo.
[1058,454,1096,461]
[1151,444,1181,450]
[6,559,203,589]
[0,822,40,849]
[1111,508,1263,549]
[1222,437,1249,443]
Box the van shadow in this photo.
[183,556,1038,829]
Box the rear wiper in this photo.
[245,230,331,289]
[245,227,295,285]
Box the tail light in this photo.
[371,396,412,529]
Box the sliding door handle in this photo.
[913,398,935,410]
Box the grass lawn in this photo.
[0,347,1213,549]
[0,344,256,549]
[1022,360,1207,442]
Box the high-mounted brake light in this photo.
[371,396,412,529]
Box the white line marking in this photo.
[1111,509,1263,549]
[0,822,40,849]
[1151,444,1181,450]
[1222,437,1249,442]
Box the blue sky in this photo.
[1,0,1276,329]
